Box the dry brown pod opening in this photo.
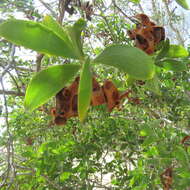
[128,13,165,54]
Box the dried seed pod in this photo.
[135,14,151,26]
[102,80,120,112]
[181,136,190,146]
[54,115,67,125]
[160,167,173,190]
[52,77,80,125]
[135,34,149,51]
[128,13,165,55]
[91,78,106,106]
[152,26,165,44]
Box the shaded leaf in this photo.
[163,59,187,72]
[145,75,162,95]
[0,19,77,58]
[156,38,170,61]
[94,45,155,80]
[173,146,190,167]
[67,18,86,59]
[78,59,92,122]
[176,0,190,10]
[166,45,189,58]
[24,64,80,111]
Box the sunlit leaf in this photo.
[166,45,189,58]
[78,59,92,122]
[94,45,155,80]
[24,64,80,111]
[60,172,71,182]
[0,19,78,58]
[176,0,190,10]
[129,0,140,3]
[42,15,72,46]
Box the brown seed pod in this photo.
[128,13,165,55]
[91,78,106,106]
[102,80,120,112]
[135,14,151,26]
[160,167,173,190]
[181,136,190,146]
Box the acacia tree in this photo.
[0,0,190,190]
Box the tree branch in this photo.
[0,90,25,96]
[38,0,58,19]
[163,0,184,45]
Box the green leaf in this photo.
[0,19,77,58]
[78,59,92,122]
[67,18,86,59]
[163,59,187,72]
[173,146,190,168]
[60,172,71,182]
[42,15,72,46]
[94,45,155,80]
[166,45,189,58]
[176,0,190,10]
[156,39,170,61]
[24,64,80,111]
[129,0,140,3]
[127,76,136,86]
[145,75,162,95]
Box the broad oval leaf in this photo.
[94,45,155,80]
[78,59,92,122]
[0,19,78,59]
[176,0,190,10]
[166,45,189,58]
[24,64,80,111]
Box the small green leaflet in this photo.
[78,59,92,122]
[24,64,80,111]
[162,59,187,72]
[94,45,155,80]
[176,0,190,10]
[156,39,170,61]
[129,0,140,3]
[0,19,78,59]
[166,45,189,58]
[60,172,71,182]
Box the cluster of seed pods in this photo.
[127,14,165,54]
[51,77,131,125]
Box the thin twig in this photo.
[112,0,139,24]
[36,53,44,72]
[0,45,16,189]
[58,0,66,24]
[163,0,184,45]
[0,90,25,96]
[38,0,58,19]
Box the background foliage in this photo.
[0,0,190,189]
